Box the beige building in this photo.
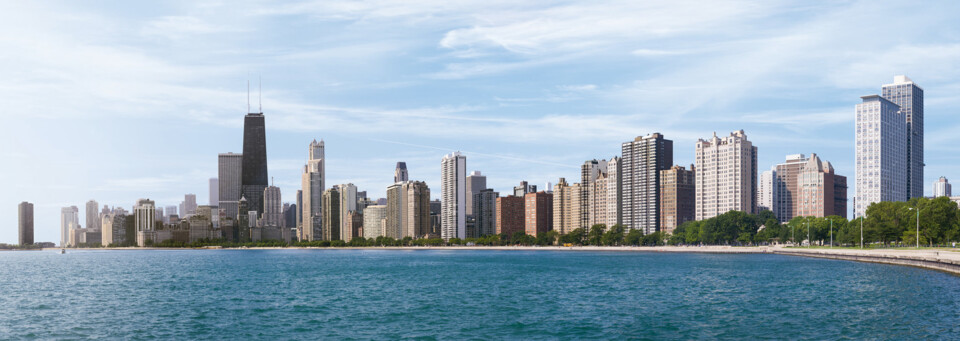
[386,181,432,239]
[797,154,847,219]
[660,165,695,235]
[772,154,809,222]
[695,130,757,220]
[362,205,387,239]
[552,178,581,234]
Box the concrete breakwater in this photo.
[770,248,960,275]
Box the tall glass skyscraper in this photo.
[881,75,923,200]
[241,113,269,216]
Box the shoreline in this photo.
[39,246,960,275]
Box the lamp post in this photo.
[860,216,863,249]
[907,207,920,249]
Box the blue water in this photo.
[1,249,959,340]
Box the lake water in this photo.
[1,249,959,340]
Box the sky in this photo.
[3,0,960,244]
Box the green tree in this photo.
[587,224,606,246]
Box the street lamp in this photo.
[906,207,921,249]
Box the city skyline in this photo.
[4,1,960,244]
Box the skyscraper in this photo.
[758,169,775,212]
[18,202,34,246]
[855,95,906,217]
[660,165,695,235]
[441,152,466,240]
[241,112,269,216]
[934,177,952,197]
[881,76,923,200]
[695,130,758,220]
[605,157,622,227]
[86,200,100,231]
[394,162,408,183]
[621,133,673,234]
[513,181,536,197]
[301,139,325,241]
[772,154,809,223]
[552,178,581,235]
[336,183,358,241]
[209,178,219,206]
[134,199,156,247]
[262,185,282,227]
[524,191,553,236]
[322,188,340,241]
[465,171,486,217]
[581,160,608,229]
[218,153,243,220]
[363,205,387,239]
[473,189,499,237]
[385,181,432,239]
[60,206,79,247]
[496,196,525,236]
[183,194,198,216]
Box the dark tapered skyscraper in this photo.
[242,113,268,215]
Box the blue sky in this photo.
[3,0,960,244]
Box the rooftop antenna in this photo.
[247,80,250,114]
[258,75,262,113]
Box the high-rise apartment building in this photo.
[581,160,608,229]
[881,76,923,200]
[209,178,219,206]
[18,202,34,245]
[386,181,431,239]
[855,95,906,217]
[134,199,156,247]
[605,157,622,227]
[472,189,498,237]
[322,188,340,241]
[363,205,387,239]
[772,154,809,223]
[466,171,486,217]
[758,169,775,212]
[218,152,243,220]
[552,178,581,234]
[441,152,466,240]
[394,162,408,183]
[60,206,79,247]
[241,112,269,216]
[933,177,951,197]
[695,130,758,220]
[86,200,100,231]
[496,196,525,236]
[300,139,325,241]
[524,192,553,236]
[660,165,695,235]
[796,154,847,219]
[336,184,358,241]
[262,185,282,227]
[622,133,673,234]
[345,211,363,241]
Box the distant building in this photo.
[386,181,431,239]
[513,181,537,197]
[102,213,127,247]
[622,133,673,234]
[855,94,907,217]
[472,189,498,237]
[773,154,810,223]
[934,177,952,197]
[660,165,695,235]
[441,152,466,240]
[394,162,409,183]
[336,184,358,241]
[322,188,340,241]
[524,191,553,236]
[218,152,243,220]
[758,169,775,212]
[300,139,325,241]
[581,159,608,229]
[18,201,34,246]
[60,206,79,247]
[283,203,297,229]
[552,178,581,234]
[496,196,525,236]
[262,185,283,227]
[604,157,622,227]
[797,154,847,219]
[363,205,387,239]
[466,171,486,217]
[182,194,198,216]
[135,199,156,247]
[241,112,269,218]
[345,211,363,241]
[86,200,100,235]
[695,130,757,220]
[209,178,219,206]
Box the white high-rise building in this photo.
[758,168,775,213]
[263,185,283,227]
[363,205,387,239]
[605,157,621,227]
[933,177,951,197]
[881,76,923,200]
[441,152,466,240]
[621,133,673,234]
[695,130,758,220]
[218,153,243,220]
[135,199,156,247]
[85,200,99,231]
[855,95,907,217]
[60,206,79,247]
[209,178,219,206]
[301,139,325,241]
